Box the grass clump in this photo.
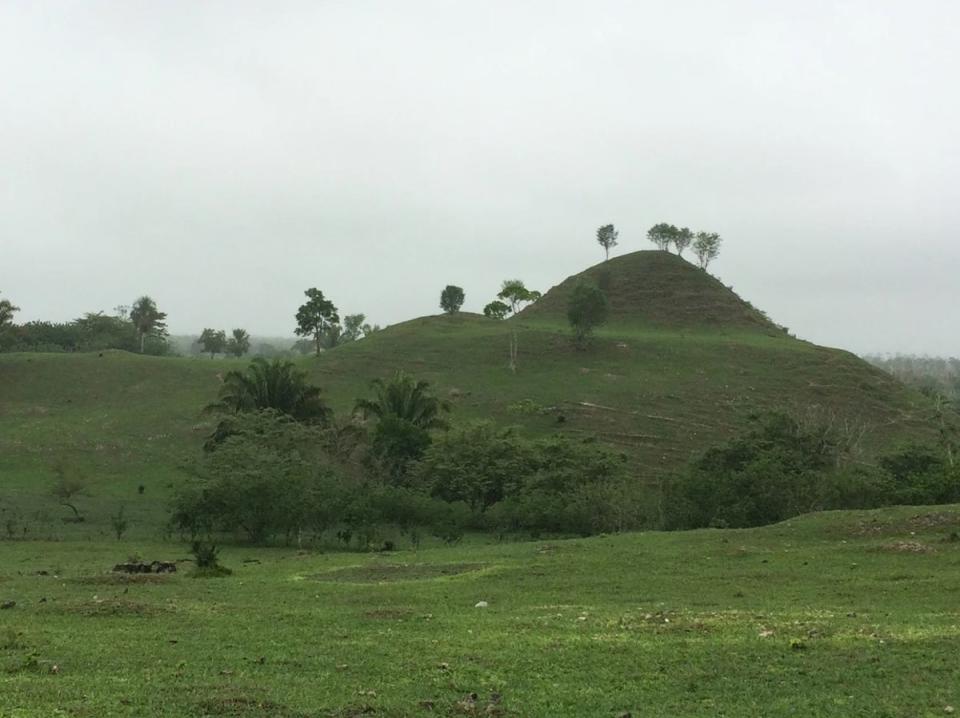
[189,541,232,578]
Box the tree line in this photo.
[0,294,170,355]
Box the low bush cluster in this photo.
[664,413,960,529]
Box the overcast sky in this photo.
[2,1,957,356]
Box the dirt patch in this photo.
[72,573,174,586]
[361,608,414,620]
[877,541,936,554]
[843,512,960,538]
[54,598,169,618]
[196,695,310,718]
[311,562,483,584]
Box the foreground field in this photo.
[2,505,959,717]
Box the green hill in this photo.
[0,252,942,536]
[519,250,778,330]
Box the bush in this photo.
[413,423,633,536]
[172,411,342,544]
[664,413,960,530]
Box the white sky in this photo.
[2,1,958,355]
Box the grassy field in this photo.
[2,505,960,716]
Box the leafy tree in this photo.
[567,281,609,346]
[206,357,331,426]
[199,328,227,358]
[51,460,88,523]
[497,280,541,316]
[225,328,251,358]
[295,288,339,356]
[693,232,722,270]
[440,285,465,314]
[173,411,339,544]
[483,300,510,320]
[412,422,530,511]
[338,314,376,344]
[596,224,619,261]
[646,223,677,251]
[129,296,168,354]
[674,227,693,256]
[492,280,541,372]
[0,292,18,327]
[73,312,137,352]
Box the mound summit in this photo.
[519,250,778,331]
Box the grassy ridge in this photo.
[1,505,959,716]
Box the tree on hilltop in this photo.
[674,227,693,257]
[693,232,722,270]
[647,223,677,251]
[295,288,339,356]
[596,224,619,261]
[440,285,465,314]
[483,301,509,320]
[497,280,541,316]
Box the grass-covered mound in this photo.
[518,250,777,330]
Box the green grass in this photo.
[2,505,960,716]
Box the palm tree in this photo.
[226,328,251,357]
[207,358,331,423]
[354,371,449,430]
[129,295,167,353]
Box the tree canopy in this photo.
[226,328,251,357]
[647,223,677,251]
[483,301,510,320]
[440,285,465,314]
[693,232,722,269]
[497,280,541,316]
[199,328,227,358]
[130,296,167,353]
[596,224,619,261]
[673,227,693,256]
[206,357,331,425]
[295,288,340,356]
[567,280,609,346]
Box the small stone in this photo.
[474,601,489,609]
[944,706,954,714]
[0,601,15,610]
